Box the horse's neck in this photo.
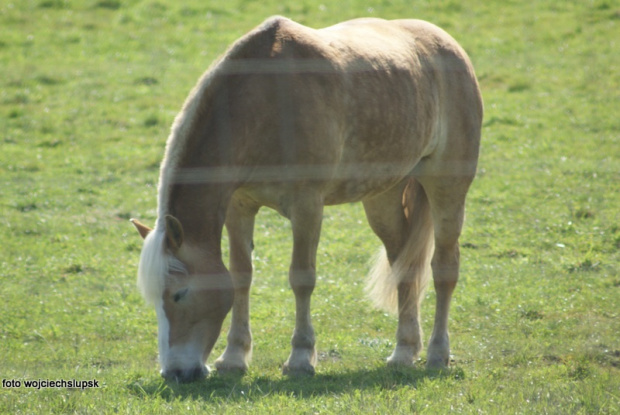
[167,183,231,250]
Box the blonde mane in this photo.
[156,52,230,228]
[136,229,168,305]
[156,78,210,227]
[137,229,188,304]
[136,54,226,305]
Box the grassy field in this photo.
[1,0,618,413]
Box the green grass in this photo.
[1,0,618,413]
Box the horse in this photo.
[131,16,482,383]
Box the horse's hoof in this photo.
[216,366,247,377]
[214,360,248,376]
[282,363,316,377]
[425,356,449,370]
[387,355,417,368]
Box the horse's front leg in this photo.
[282,192,323,376]
[215,198,259,375]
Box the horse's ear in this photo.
[130,218,152,239]
[164,215,184,251]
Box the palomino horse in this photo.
[131,16,482,382]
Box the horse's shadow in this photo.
[128,365,464,402]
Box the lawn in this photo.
[1,0,618,413]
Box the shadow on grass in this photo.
[126,365,465,402]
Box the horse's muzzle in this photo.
[161,365,209,383]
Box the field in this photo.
[1,0,618,413]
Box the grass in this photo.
[1,0,619,413]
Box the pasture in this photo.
[1,0,618,413]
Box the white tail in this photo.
[366,179,435,314]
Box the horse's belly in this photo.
[233,161,411,214]
[323,179,396,204]
[322,159,416,204]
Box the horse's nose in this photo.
[161,365,208,383]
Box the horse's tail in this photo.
[366,178,434,314]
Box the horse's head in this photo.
[131,215,233,382]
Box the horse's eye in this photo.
[173,288,189,303]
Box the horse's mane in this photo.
[156,68,219,225]
[138,229,170,305]
[136,43,225,307]
[137,229,168,305]
[137,228,187,305]
[138,63,222,305]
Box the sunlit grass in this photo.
[1,0,618,413]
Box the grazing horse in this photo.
[131,16,482,382]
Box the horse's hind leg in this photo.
[282,190,323,376]
[417,173,474,369]
[215,196,259,374]
[364,180,433,366]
